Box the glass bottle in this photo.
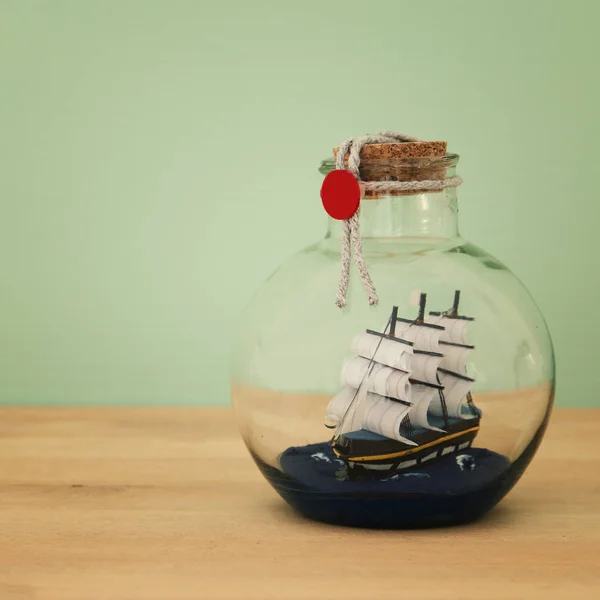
[231,151,554,529]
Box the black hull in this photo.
[333,417,480,476]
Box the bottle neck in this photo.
[325,188,460,242]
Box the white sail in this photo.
[351,332,413,371]
[429,371,473,419]
[411,353,443,384]
[394,321,441,353]
[360,394,416,444]
[326,386,357,425]
[330,384,416,445]
[440,344,471,375]
[441,372,473,412]
[341,356,410,401]
[427,315,470,345]
[408,384,445,431]
[357,395,416,446]
[328,383,443,438]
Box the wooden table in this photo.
[0,407,597,600]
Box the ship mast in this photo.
[415,293,450,430]
[450,291,478,416]
[432,290,479,418]
[390,293,449,436]
[450,290,461,318]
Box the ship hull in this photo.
[333,417,480,477]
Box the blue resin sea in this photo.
[253,441,519,529]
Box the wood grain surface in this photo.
[0,407,597,600]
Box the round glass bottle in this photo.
[231,150,554,529]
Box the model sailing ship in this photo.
[325,291,481,476]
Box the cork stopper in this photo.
[334,141,447,161]
[333,141,449,197]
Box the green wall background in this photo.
[0,0,598,406]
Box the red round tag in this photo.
[320,170,362,220]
